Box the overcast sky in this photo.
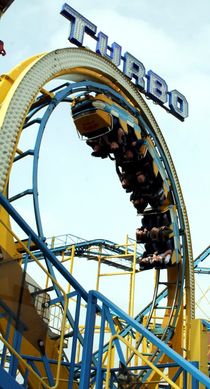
[0,1,209,312]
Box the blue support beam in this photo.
[194,267,210,274]
[83,290,210,388]
[95,306,106,388]
[41,354,55,387]
[202,320,210,331]
[0,364,22,389]
[68,294,81,388]
[194,246,210,268]
[79,293,97,389]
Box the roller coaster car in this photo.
[71,93,139,138]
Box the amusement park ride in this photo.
[0,1,209,388]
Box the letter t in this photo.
[61,3,97,46]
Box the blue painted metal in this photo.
[33,102,57,238]
[49,290,78,306]
[27,360,42,378]
[26,238,141,261]
[14,149,34,162]
[9,189,33,203]
[23,367,29,388]
[1,318,11,368]
[79,293,97,389]
[80,290,210,388]
[23,118,42,128]
[41,354,55,387]
[202,320,210,331]
[194,246,210,268]
[0,364,23,389]
[95,305,106,388]
[104,305,125,364]
[68,294,81,388]
[183,368,187,389]
[194,267,210,274]
[191,361,199,389]
[9,330,22,378]
[22,234,209,340]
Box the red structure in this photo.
[0,40,6,55]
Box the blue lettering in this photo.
[60,3,97,46]
[123,52,145,90]
[96,32,122,67]
[168,90,189,121]
[61,4,189,120]
[147,70,168,104]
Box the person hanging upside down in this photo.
[137,214,174,269]
[130,191,148,214]
[140,249,172,268]
[86,117,126,159]
[86,137,109,158]
[136,225,172,243]
[139,235,174,268]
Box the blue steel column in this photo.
[95,305,106,388]
[0,364,23,389]
[68,294,81,389]
[79,292,97,389]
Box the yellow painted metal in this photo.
[129,239,137,318]
[49,235,139,368]
[0,53,45,108]
[73,108,112,136]
[40,87,55,99]
[105,334,181,389]
[66,245,75,294]
[147,268,184,387]
[0,206,19,258]
[142,317,149,363]
[39,379,78,389]
[99,253,135,259]
[188,319,209,389]
[99,271,132,276]
[95,237,138,318]
[167,307,184,388]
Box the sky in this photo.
[0,0,209,313]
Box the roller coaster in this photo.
[0,2,209,388]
